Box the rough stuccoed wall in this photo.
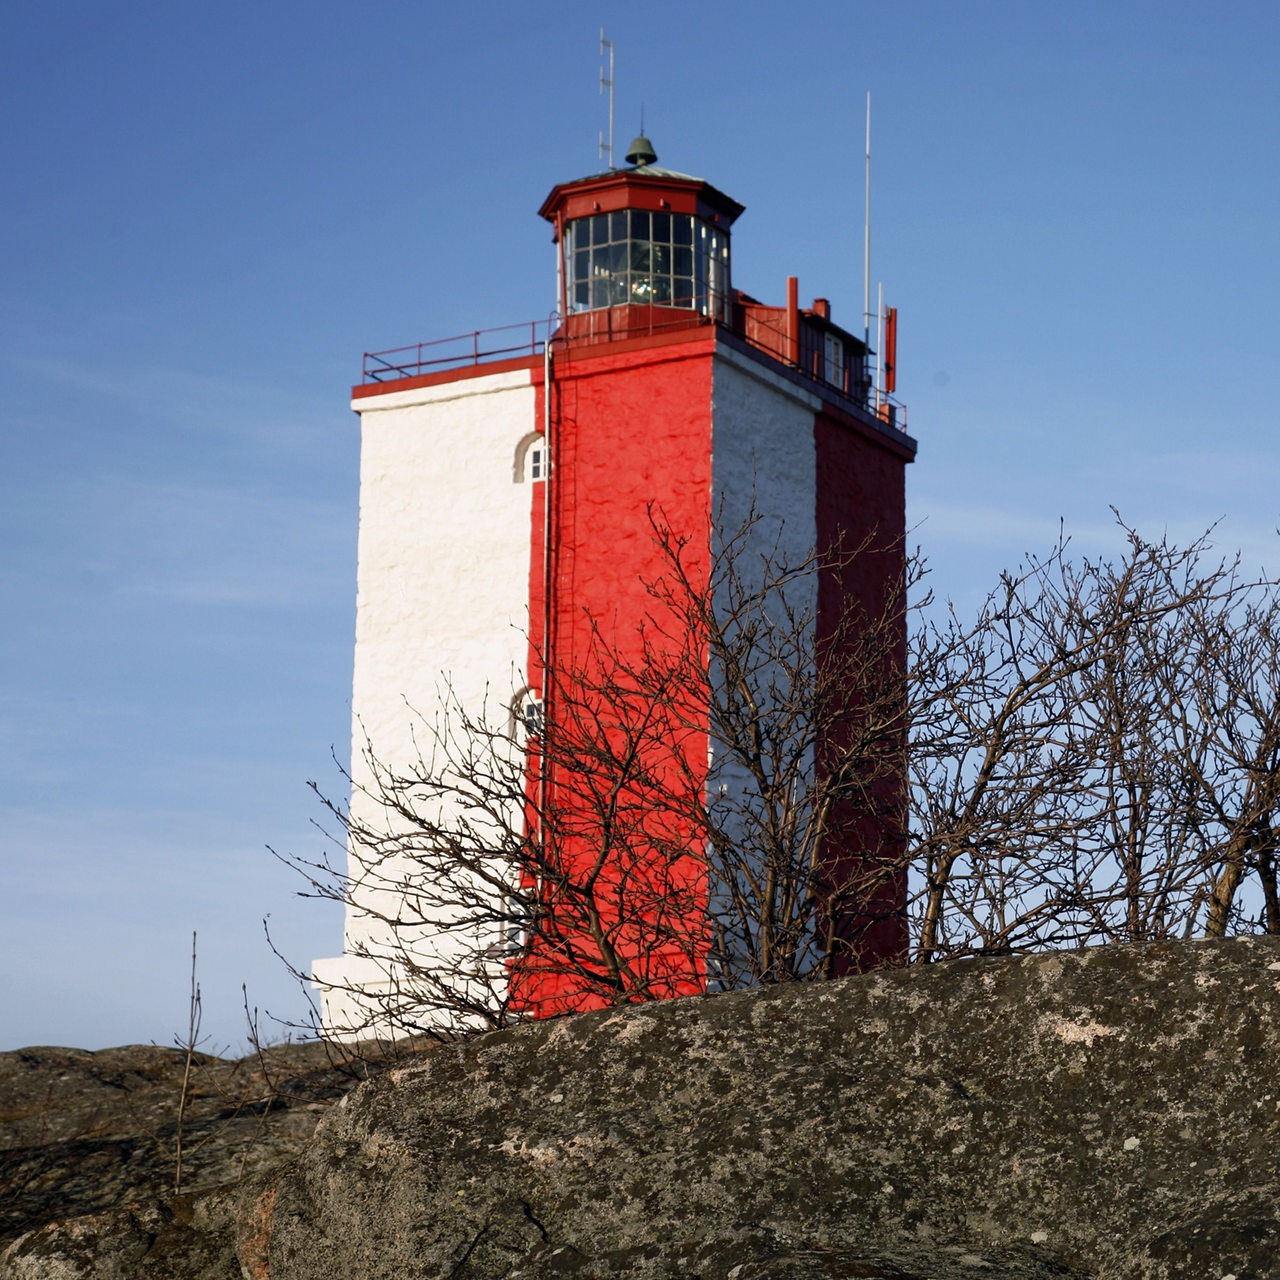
[313,368,536,1036]
[5,939,1279,1278]
[707,345,818,984]
[260,938,1280,1278]
[519,337,716,1013]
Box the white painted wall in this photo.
[312,368,536,1039]
[708,345,819,984]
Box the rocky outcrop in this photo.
[0,1039,424,1257]
[5,938,1280,1277]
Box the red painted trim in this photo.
[560,306,715,346]
[539,170,744,230]
[883,306,898,394]
[786,276,800,367]
[558,325,718,367]
[351,354,540,400]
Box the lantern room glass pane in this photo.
[564,210,730,319]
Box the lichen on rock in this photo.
[5,938,1280,1278]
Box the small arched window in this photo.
[514,432,549,484]
[509,685,544,738]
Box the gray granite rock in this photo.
[5,938,1280,1278]
[0,1197,238,1280]
[0,1039,425,1256]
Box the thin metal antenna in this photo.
[599,30,615,168]
[863,92,872,349]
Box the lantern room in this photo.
[539,135,745,335]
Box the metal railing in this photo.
[362,320,551,383]
[360,310,909,432]
[737,306,909,430]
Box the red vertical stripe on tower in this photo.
[813,409,910,973]
[511,335,718,1015]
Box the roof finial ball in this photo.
[625,133,657,167]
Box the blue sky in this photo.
[3,1,1278,1051]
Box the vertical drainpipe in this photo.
[540,287,557,854]
[545,211,562,714]
[786,275,800,368]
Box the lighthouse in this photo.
[312,138,917,1039]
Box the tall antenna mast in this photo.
[863,91,872,349]
[599,30,615,168]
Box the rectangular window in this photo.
[824,333,845,389]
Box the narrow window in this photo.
[823,332,845,389]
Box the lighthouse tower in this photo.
[312,138,917,1039]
